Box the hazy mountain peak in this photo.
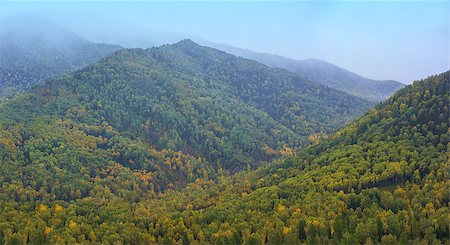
[173,38,198,46]
[0,15,87,45]
[170,39,206,52]
[0,16,122,98]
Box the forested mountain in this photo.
[198,40,405,101]
[0,16,122,98]
[0,39,376,243]
[0,39,370,175]
[0,31,447,242]
[137,71,448,244]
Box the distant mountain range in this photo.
[0,16,122,98]
[197,40,405,101]
[0,16,404,102]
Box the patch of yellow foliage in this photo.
[44,227,53,236]
[68,220,77,229]
[54,204,64,212]
[279,145,294,156]
[37,204,48,212]
[276,204,286,213]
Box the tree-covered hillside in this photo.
[0,16,122,98]
[0,39,370,175]
[138,71,448,244]
[199,40,405,102]
[0,47,447,244]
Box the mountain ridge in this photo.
[196,39,405,101]
[137,70,449,244]
[0,39,371,188]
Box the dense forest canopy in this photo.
[0,2,447,244]
[0,36,447,244]
[131,71,449,244]
[199,41,405,102]
[0,39,371,176]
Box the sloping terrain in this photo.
[138,71,448,244]
[0,47,446,244]
[200,40,405,101]
[0,16,122,98]
[0,42,372,245]
[0,40,370,174]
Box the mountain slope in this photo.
[136,71,448,244]
[0,64,446,243]
[0,34,444,244]
[199,40,405,101]
[0,48,446,243]
[0,40,371,174]
[0,16,122,98]
[0,39,389,244]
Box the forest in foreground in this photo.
[0,36,448,244]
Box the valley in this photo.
[0,6,448,244]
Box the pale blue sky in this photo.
[0,1,448,83]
